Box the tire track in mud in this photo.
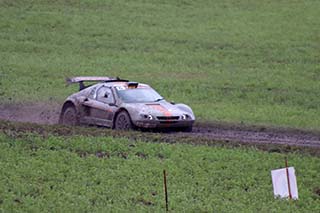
[188,127,320,148]
[0,103,320,149]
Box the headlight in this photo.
[181,114,187,120]
[141,114,154,120]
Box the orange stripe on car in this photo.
[149,105,172,116]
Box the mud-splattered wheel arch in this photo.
[60,106,79,126]
[114,111,134,130]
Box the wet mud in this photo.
[0,102,60,125]
[0,103,319,150]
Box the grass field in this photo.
[0,0,319,129]
[1,1,320,212]
[0,132,320,212]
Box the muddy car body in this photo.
[59,77,195,131]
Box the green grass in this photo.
[0,0,320,129]
[1,2,319,211]
[0,132,320,212]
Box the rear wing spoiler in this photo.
[66,76,128,91]
[66,76,117,85]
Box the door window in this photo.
[96,86,114,104]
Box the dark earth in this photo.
[0,103,319,150]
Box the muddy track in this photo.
[0,103,320,149]
[189,126,320,148]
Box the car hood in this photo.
[123,101,187,117]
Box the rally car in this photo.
[59,77,195,131]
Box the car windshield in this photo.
[116,88,163,103]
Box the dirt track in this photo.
[0,103,319,149]
[0,102,61,125]
[191,126,320,148]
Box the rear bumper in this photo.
[133,119,194,129]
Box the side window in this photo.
[88,86,97,99]
[96,87,114,104]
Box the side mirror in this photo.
[170,101,175,105]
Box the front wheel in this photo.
[114,111,134,130]
[60,106,79,126]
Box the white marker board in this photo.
[271,167,298,199]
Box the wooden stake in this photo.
[163,170,168,211]
[285,157,292,199]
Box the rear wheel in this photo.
[61,106,79,126]
[115,111,133,130]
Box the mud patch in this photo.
[314,187,320,197]
[133,197,154,206]
[117,151,128,159]
[135,151,148,159]
[75,150,90,158]
[0,102,60,125]
[95,151,110,158]
[75,150,110,158]
[1,120,320,156]
[157,153,165,160]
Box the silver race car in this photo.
[59,77,195,131]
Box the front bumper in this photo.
[133,119,194,129]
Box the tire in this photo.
[115,111,133,130]
[61,106,79,126]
